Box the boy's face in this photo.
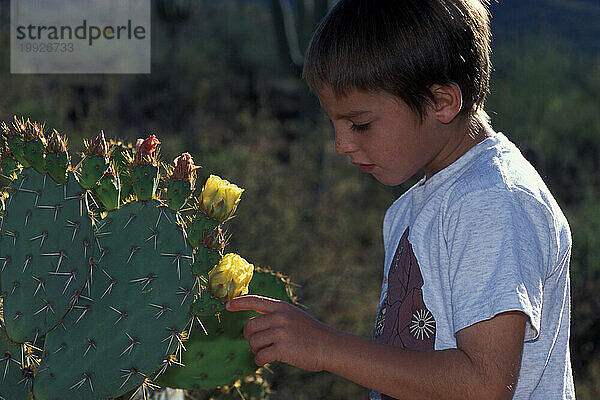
[316,86,449,186]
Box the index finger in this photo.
[226,295,286,314]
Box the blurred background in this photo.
[1,0,598,398]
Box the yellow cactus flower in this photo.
[201,175,221,206]
[208,253,254,301]
[200,175,244,221]
[223,185,243,215]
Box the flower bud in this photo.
[171,152,200,181]
[200,175,244,221]
[133,135,160,166]
[166,153,201,210]
[208,253,254,301]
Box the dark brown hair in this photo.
[302,0,491,120]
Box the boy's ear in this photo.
[429,83,463,124]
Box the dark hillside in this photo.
[489,0,600,51]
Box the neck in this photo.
[467,109,494,140]
[423,110,495,179]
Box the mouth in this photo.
[352,162,376,173]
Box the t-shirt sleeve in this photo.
[444,187,549,341]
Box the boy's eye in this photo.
[350,122,370,132]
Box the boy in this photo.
[227,0,575,398]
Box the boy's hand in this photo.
[226,295,335,371]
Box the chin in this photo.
[373,174,407,187]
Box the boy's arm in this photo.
[227,295,526,400]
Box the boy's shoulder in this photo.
[386,132,569,239]
[444,132,565,223]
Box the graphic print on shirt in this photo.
[373,227,436,351]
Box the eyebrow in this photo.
[332,110,372,119]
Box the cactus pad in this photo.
[0,170,94,343]
[34,200,194,400]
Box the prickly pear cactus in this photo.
[0,117,299,400]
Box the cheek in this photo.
[379,148,402,165]
[378,144,422,177]
[373,136,406,163]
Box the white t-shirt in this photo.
[370,132,574,399]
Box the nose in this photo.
[334,130,357,155]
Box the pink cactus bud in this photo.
[89,130,109,157]
[171,152,200,181]
[47,130,67,153]
[133,135,161,166]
